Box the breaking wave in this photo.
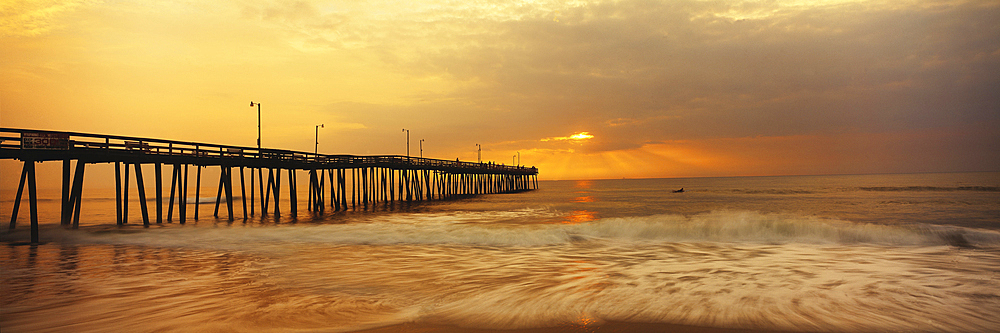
[567,211,1000,247]
[23,210,999,250]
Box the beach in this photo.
[3,172,999,332]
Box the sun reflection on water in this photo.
[564,210,597,224]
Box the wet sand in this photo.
[352,321,801,333]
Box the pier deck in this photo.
[2,128,539,243]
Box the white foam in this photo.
[566,211,941,245]
[34,210,998,251]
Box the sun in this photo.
[541,132,594,142]
[569,132,593,140]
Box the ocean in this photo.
[2,172,999,332]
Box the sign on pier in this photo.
[21,132,70,150]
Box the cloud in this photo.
[353,0,999,154]
[3,0,997,180]
[0,0,100,37]
[541,132,593,142]
[291,0,997,170]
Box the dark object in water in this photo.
[673,188,684,193]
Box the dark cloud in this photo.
[337,0,999,155]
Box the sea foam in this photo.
[24,210,998,250]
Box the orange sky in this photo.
[2,0,998,184]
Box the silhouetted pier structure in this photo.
[2,128,539,243]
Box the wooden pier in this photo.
[2,128,539,243]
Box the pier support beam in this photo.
[167,164,177,222]
[69,161,85,228]
[274,168,281,217]
[117,162,124,225]
[214,166,235,221]
[195,166,202,220]
[318,169,325,213]
[134,163,150,226]
[339,169,347,210]
[226,167,235,221]
[334,169,340,210]
[250,167,255,217]
[8,160,40,243]
[61,159,70,225]
[124,163,130,224]
[263,169,273,215]
[240,167,247,220]
[288,169,296,217]
[155,163,162,224]
[26,161,39,243]
[259,168,267,215]
[214,167,224,218]
[181,164,188,224]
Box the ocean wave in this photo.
[26,210,999,249]
[718,186,1000,195]
[727,189,817,195]
[855,186,1000,192]
[567,211,1000,247]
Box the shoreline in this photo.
[350,321,806,333]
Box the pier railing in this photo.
[0,128,537,174]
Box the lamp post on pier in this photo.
[402,129,409,157]
[419,139,424,158]
[476,144,481,163]
[315,124,324,154]
[249,101,261,218]
[250,101,261,151]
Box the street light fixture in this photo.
[248,101,261,218]
[315,124,324,155]
[419,139,424,158]
[402,129,409,157]
[476,144,481,163]
[249,101,261,150]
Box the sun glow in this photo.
[542,132,594,142]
